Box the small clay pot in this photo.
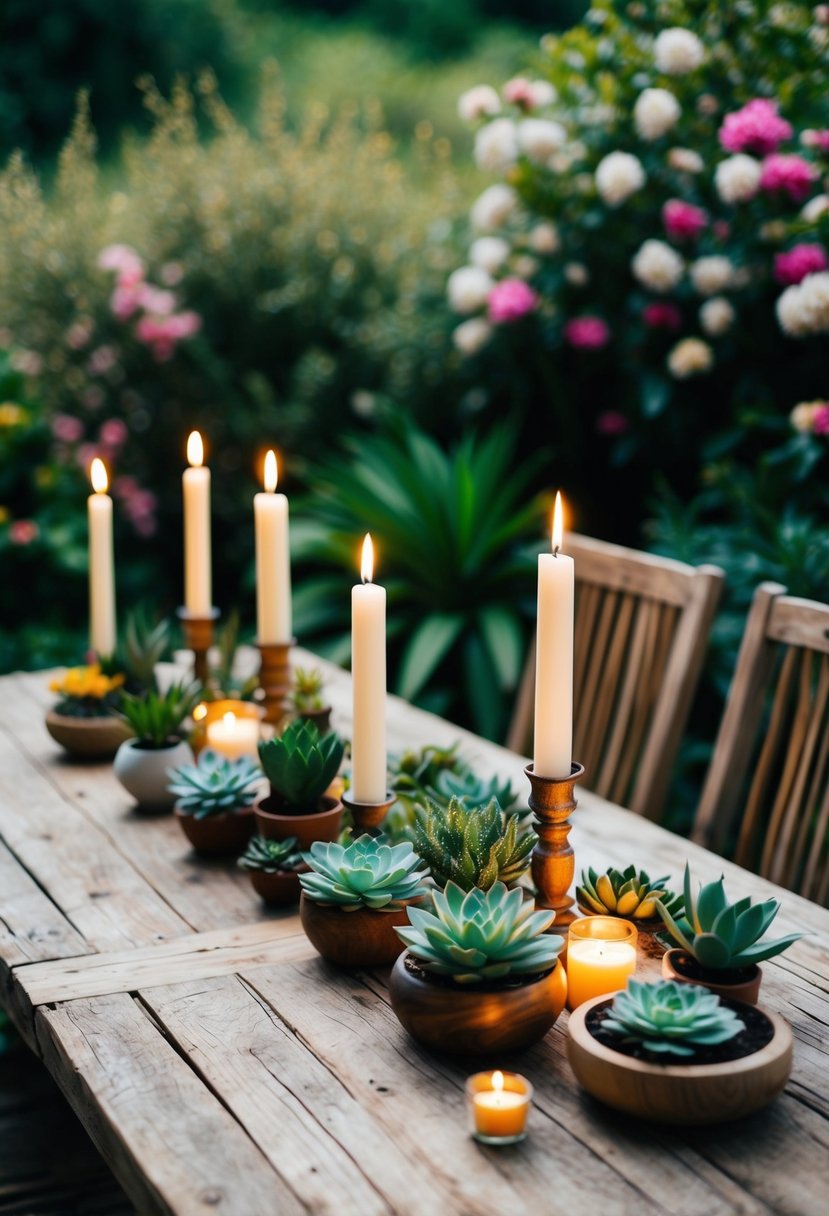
[45,711,132,760]
[662,947,762,1005]
[174,805,255,856]
[294,706,332,733]
[114,737,194,812]
[250,868,304,907]
[253,791,342,849]
[389,953,568,1055]
[300,895,416,967]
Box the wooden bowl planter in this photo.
[567,993,792,1124]
[662,948,762,1005]
[114,738,194,813]
[389,953,568,1055]
[253,792,342,849]
[174,805,255,857]
[295,706,332,734]
[300,895,416,967]
[45,710,132,760]
[251,868,305,907]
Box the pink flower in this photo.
[503,77,536,109]
[760,154,818,201]
[160,261,185,286]
[137,284,177,316]
[87,345,118,376]
[815,405,829,436]
[51,413,83,443]
[66,320,93,350]
[643,302,682,330]
[99,418,128,449]
[596,411,629,435]
[564,316,610,349]
[487,279,538,324]
[801,129,829,152]
[98,244,145,288]
[165,311,202,340]
[662,199,708,241]
[719,99,793,155]
[113,475,139,500]
[9,519,39,545]
[713,220,731,241]
[111,284,143,322]
[774,243,829,285]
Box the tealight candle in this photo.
[206,711,260,761]
[566,916,638,1010]
[466,1070,533,1145]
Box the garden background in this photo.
[1,0,828,830]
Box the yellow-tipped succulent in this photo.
[577,865,683,922]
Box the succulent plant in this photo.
[396,880,563,984]
[211,611,259,700]
[121,609,171,694]
[258,719,345,813]
[577,865,683,921]
[292,666,326,713]
[428,768,520,815]
[117,680,202,748]
[238,835,305,873]
[300,834,428,910]
[657,863,804,971]
[168,749,262,819]
[412,797,535,891]
[603,979,745,1058]
[390,743,520,820]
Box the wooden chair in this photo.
[692,583,829,904]
[507,534,724,821]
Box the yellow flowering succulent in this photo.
[50,664,125,704]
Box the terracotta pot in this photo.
[113,738,194,812]
[250,868,304,907]
[662,948,762,1005]
[389,952,568,1055]
[174,804,255,856]
[45,710,132,760]
[295,706,332,734]
[300,895,414,967]
[567,994,792,1124]
[253,791,342,849]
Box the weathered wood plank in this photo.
[0,838,87,969]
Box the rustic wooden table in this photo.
[1,652,828,1216]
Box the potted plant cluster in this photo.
[412,796,535,891]
[389,742,521,837]
[113,680,201,812]
[255,719,345,848]
[567,977,793,1125]
[168,749,262,855]
[46,661,131,759]
[657,864,803,1004]
[299,835,429,966]
[291,666,332,734]
[238,835,307,906]
[577,865,684,956]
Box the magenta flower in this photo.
[662,199,707,241]
[564,316,610,349]
[137,284,177,316]
[487,279,538,324]
[643,302,682,330]
[98,244,145,287]
[719,99,793,155]
[596,411,628,435]
[760,154,818,201]
[815,405,829,436]
[99,418,128,449]
[8,519,39,545]
[503,77,536,109]
[111,284,143,322]
[51,413,84,443]
[774,243,829,286]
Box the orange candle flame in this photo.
[90,457,109,494]
[361,533,374,584]
[187,430,204,468]
[264,450,278,493]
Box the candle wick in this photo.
[553,545,560,558]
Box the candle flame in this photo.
[361,533,374,584]
[264,449,278,494]
[192,703,208,722]
[90,457,108,494]
[492,1071,504,1093]
[187,430,204,468]
[552,491,565,554]
[223,711,236,729]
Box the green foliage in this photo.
[577,865,683,922]
[258,718,345,812]
[120,610,172,694]
[388,742,521,840]
[168,748,262,818]
[657,863,803,971]
[117,679,201,747]
[603,978,744,1058]
[209,611,259,700]
[412,796,535,891]
[292,666,326,713]
[397,879,563,984]
[300,834,428,909]
[238,834,304,873]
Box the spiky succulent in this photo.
[121,610,171,694]
[578,865,683,922]
[117,680,202,747]
[412,797,535,891]
[292,666,326,713]
[428,768,520,816]
[300,835,428,910]
[390,743,520,819]
[603,979,745,1058]
[238,835,304,873]
[258,719,345,813]
[397,881,563,984]
[657,863,804,971]
[168,749,262,818]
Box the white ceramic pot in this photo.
[113,738,194,812]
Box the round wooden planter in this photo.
[45,711,132,760]
[295,706,332,734]
[114,738,194,812]
[253,792,342,849]
[662,948,762,1005]
[250,869,304,907]
[389,953,568,1055]
[174,805,255,856]
[567,994,792,1124]
[300,895,413,967]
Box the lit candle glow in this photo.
[566,917,638,1009]
[206,710,261,761]
[254,449,292,645]
[87,458,116,656]
[533,490,574,779]
[183,431,212,615]
[351,533,387,803]
[466,1070,533,1143]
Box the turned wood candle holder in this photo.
[177,607,220,687]
[525,761,585,931]
[256,638,295,727]
[342,791,395,835]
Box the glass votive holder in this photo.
[565,916,638,1010]
[192,698,264,759]
[465,1070,533,1146]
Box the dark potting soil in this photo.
[670,950,758,986]
[586,998,775,1065]
[402,953,554,993]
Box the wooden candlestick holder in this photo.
[342,791,395,835]
[256,639,295,727]
[525,761,585,931]
[177,607,220,687]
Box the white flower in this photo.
[668,147,704,173]
[351,391,376,418]
[458,85,501,123]
[530,80,557,107]
[517,118,567,163]
[564,262,589,286]
[453,317,493,356]
[631,239,684,292]
[528,222,560,254]
[447,266,493,314]
[654,28,706,75]
[776,271,829,336]
[690,256,734,296]
[715,154,762,204]
[668,337,714,378]
[595,151,646,206]
[513,254,540,279]
[790,401,822,432]
[802,193,829,222]
[474,118,519,173]
[469,236,511,274]
[700,297,735,336]
[634,88,681,140]
[470,184,518,231]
